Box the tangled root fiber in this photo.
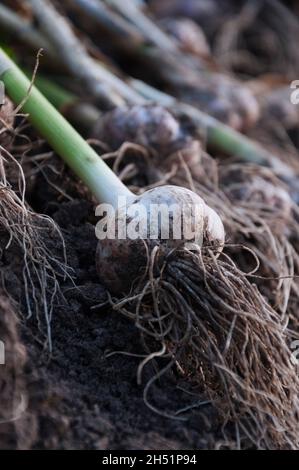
[0,147,71,351]
[112,246,299,449]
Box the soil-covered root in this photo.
[0,293,37,449]
[112,247,299,449]
[217,164,299,319]
[0,148,71,350]
[164,159,299,327]
[100,140,299,407]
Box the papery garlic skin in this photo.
[96,185,225,293]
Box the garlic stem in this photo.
[0,48,132,207]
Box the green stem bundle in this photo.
[35,73,295,180]
[1,2,296,181]
[0,48,131,206]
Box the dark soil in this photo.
[0,163,224,450]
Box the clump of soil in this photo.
[0,293,37,449]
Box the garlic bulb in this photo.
[91,104,193,157]
[96,185,225,293]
